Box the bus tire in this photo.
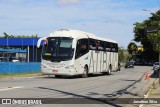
[117,63,121,71]
[117,67,120,71]
[55,75,62,78]
[102,72,108,75]
[107,65,112,75]
[81,66,88,78]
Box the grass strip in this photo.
[0,71,42,79]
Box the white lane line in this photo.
[0,86,24,92]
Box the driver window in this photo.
[75,39,89,59]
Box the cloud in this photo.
[57,0,79,5]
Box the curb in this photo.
[139,78,159,107]
[0,74,44,80]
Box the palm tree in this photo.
[128,42,137,55]
[127,42,137,61]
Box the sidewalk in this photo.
[141,72,160,107]
[137,70,158,97]
[125,70,160,107]
[149,78,160,98]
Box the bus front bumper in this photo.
[41,68,76,76]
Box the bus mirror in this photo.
[37,37,46,48]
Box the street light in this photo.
[143,9,160,83]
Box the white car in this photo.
[153,62,160,70]
[12,59,20,62]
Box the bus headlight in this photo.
[41,65,47,68]
[65,65,74,69]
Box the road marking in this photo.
[139,88,152,107]
[0,86,24,92]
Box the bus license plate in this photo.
[53,70,58,72]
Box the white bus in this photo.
[37,29,119,78]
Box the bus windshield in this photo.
[42,37,74,61]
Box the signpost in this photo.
[146,27,158,33]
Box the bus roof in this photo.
[48,29,117,44]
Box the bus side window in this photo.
[105,42,111,52]
[115,44,118,52]
[111,43,118,52]
[75,39,89,59]
[89,39,96,50]
[98,41,104,51]
[95,40,99,50]
[110,43,113,52]
[111,43,116,52]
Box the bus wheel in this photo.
[55,75,61,78]
[107,66,112,75]
[81,66,88,78]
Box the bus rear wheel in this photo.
[55,75,62,78]
[81,66,88,78]
[107,66,112,75]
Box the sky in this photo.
[0,0,159,48]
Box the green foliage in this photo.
[127,42,137,55]
[133,10,160,61]
[118,47,132,64]
[0,72,41,79]
[0,32,39,38]
[126,54,133,61]
[118,48,125,63]
[147,32,160,52]
[3,32,10,38]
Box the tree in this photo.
[0,33,40,38]
[133,10,160,61]
[126,54,133,61]
[3,32,10,38]
[118,47,125,63]
[127,42,137,55]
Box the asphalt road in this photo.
[0,66,153,107]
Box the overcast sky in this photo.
[0,0,159,48]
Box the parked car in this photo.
[12,59,20,62]
[125,61,134,68]
[0,57,20,62]
[148,61,154,66]
[153,62,160,70]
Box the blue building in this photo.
[0,38,43,62]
